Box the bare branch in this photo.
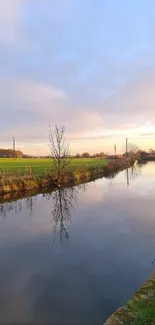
[49,124,71,182]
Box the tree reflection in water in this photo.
[0,185,86,241]
[126,163,141,186]
[52,188,75,241]
[0,164,142,233]
[0,195,37,221]
[0,199,23,220]
[0,164,142,227]
[44,185,86,242]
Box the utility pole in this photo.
[114,145,116,156]
[12,137,16,159]
[126,137,128,155]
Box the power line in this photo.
[0,135,155,140]
[0,137,48,139]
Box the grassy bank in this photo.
[0,158,107,176]
[0,159,128,194]
[0,161,131,203]
[104,272,155,325]
[0,158,131,195]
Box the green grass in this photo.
[0,158,108,177]
[129,299,155,325]
[105,273,155,325]
[127,275,155,325]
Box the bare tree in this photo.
[128,143,139,161]
[49,125,71,182]
[122,142,139,162]
[128,143,138,153]
[149,148,155,154]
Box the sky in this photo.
[1,0,155,154]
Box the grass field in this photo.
[0,158,108,177]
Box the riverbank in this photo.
[104,272,155,325]
[139,156,155,162]
[0,158,131,195]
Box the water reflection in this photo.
[0,164,141,235]
[0,185,87,241]
[0,162,154,324]
[126,163,141,186]
[0,199,23,220]
[46,185,86,242]
[52,188,75,241]
[107,163,141,187]
[0,164,142,220]
[0,196,37,221]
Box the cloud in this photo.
[0,77,68,126]
[102,69,155,127]
[1,0,155,154]
[0,77,102,141]
[1,66,155,142]
[0,0,23,43]
[16,79,67,108]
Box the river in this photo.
[0,162,155,324]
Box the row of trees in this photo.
[149,149,155,154]
[74,152,105,158]
[0,149,23,158]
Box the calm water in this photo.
[0,162,155,324]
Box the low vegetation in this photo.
[0,157,130,195]
[0,149,23,158]
[104,273,155,325]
